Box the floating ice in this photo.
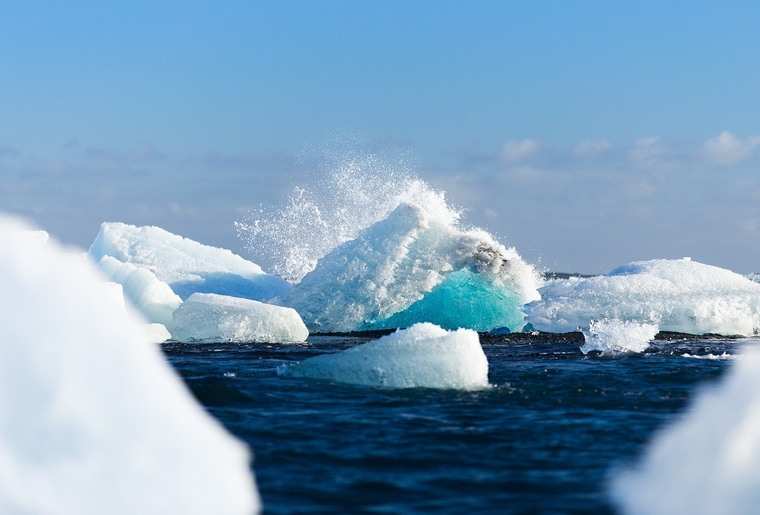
[285,203,540,332]
[580,319,658,355]
[141,323,172,343]
[90,222,290,301]
[173,293,309,344]
[527,259,760,336]
[611,345,760,515]
[96,255,182,334]
[284,322,489,389]
[0,215,259,514]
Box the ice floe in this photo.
[90,222,290,301]
[580,319,658,355]
[0,215,259,514]
[96,255,182,335]
[283,322,489,389]
[611,344,760,515]
[173,293,309,344]
[285,203,540,332]
[527,258,760,336]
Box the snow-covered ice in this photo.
[173,293,309,344]
[527,258,760,336]
[96,255,182,335]
[90,222,290,301]
[0,214,259,515]
[283,322,489,389]
[611,344,760,515]
[580,319,658,355]
[285,203,540,333]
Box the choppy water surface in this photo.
[162,334,751,514]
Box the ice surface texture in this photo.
[285,322,489,389]
[611,345,760,515]
[90,222,290,301]
[285,203,540,332]
[0,215,259,515]
[580,319,658,355]
[96,255,182,335]
[527,258,760,336]
[174,293,308,344]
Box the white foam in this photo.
[285,202,540,332]
[527,259,760,336]
[96,255,182,335]
[90,222,290,301]
[611,344,760,515]
[0,215,259,514]
[580,319,658,355]
[173,293,309,344]
[283,322,489,389]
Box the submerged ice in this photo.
[0,215,259,515]
[527,258,760,336]
[90,222,290,301]
[285,203,540,332]
[173,293,308,344]
[284,322,489,389]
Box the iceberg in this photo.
[0,215,259,514]
[173,293,309,344]
[96,255,182,334]
[141,323,173,343]
[285,203,540,332]
[526,258,760,336]
[90,222,291,301]
[611,345,760,515]
[580,319,658,355]
[283,322,489,389]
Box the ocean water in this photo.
[162,333,750,514]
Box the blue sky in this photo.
[1,1,759,273]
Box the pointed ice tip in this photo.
[682,257,691,261]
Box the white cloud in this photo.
[501,139,541,163]
[702,131,760,165]
[572,139,613,158]
[628,137,675,165]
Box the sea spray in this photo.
[580,319,658,355]
[236,146,460,283]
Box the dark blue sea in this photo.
[162,333,747,514]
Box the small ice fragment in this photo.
[140,323,172,343]
[580,319,658,355]
[173,293,309,344]
[284,322,489,389]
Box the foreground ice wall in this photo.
[527,259,760,336]
[174,293,309,344]
[90,222,291,301]
[611,345,760,515]
[0,215,259,515]
[286,203,540,332]
[284,322,489,389]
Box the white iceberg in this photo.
[283,322,489,389]
[141,323,173,343]
[526,259,760,336]
[611,344,760,515]
[580,319,658,355]
[90,222,291,301]
[285,203,540,333]
[96,255,182,334]
[0,215,259,514]
[173,293,309,344]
